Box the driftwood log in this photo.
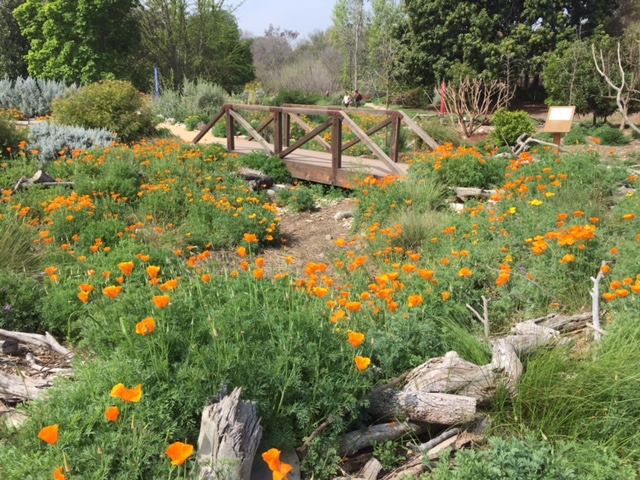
[0,329,73,406]
[237,168,274,190]
[197,387,262,480]
[12,170,74,192]
[334,312,591,461]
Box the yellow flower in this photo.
[529,199,544,206]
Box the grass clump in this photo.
[238,151,293,184]
[427,436,636,479]
[593,125,630,146]
[278,185,315,212]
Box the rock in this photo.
[266,189,276,200]
[334,211,354,221]
[273,184,289,192]
[449,203,465,213]
[325,234,333,240]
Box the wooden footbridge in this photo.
[193,104,439,188]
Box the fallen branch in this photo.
[415,427,460,452]
[297,415,335,458]
[0,329,74,364]
[341,421,428,456]
[590,261,608,342]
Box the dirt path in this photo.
[159,121,218,144]
[263,197,358,271]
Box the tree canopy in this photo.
[402,0,620,87]
[14,0,140,84]
[0,0,29,78]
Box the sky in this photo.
[233,0,335,38]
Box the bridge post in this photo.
[283,112,290,147]
[390,113,402,163]
[273,109,283,155]
[331,113,342,185]
[226,106,235,152]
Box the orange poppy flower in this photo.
[254,268,265,280]
[560,254,576,264]
[623,213,636,221]
[160,278,179,291]
[136,254,151,262]
[147,265,161,278]
[458,268,473,278]
[408,294,424,308]
[78,291,91,304]
[348,331,365,348]
[255,257,266,268]
[135,317,156,336]
[330,309,347,324]
[616,288,630,298]
[79,283,94,293]
[38,424,59,445]
[166,441,195,466]
[118,261,135,276]
[44,266,58,276]
[243,233,259,244]
[345,301,362,313]
[103,285,123,299]
[110,383,143,403]
[262,448,294,480]
[201,274,212,283]
[286,256,296,265]
[418,269,435,281]
[312,287,329,298]
[153,295,171,309]
[53,466,67,480]
[441,291,452,301]
[237,246,248,257]
[105,406,120,422]
[355,356,371,373]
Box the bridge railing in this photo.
[193,104,439,184]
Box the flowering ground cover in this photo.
[0,140,639,478]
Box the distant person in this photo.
[325,90,330,97]
[354,89,363,107]
[342,92,352,108]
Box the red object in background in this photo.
[440,81,448,115]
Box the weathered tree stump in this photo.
[197,387,262,480]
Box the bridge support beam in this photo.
[331,114,342,185]
[273,110,283,155]
[390,114,402,163]
[226,107,235,152]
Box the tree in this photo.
[332,0,369,90]
[251,26,297,90]
[138,0,254,91]
[367,0,406,106]
[14,0,140,84]
[544,38,616,123]
[592,26,640,131]
[0,0,29,78]
[402,0,619,89]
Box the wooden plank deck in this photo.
[210,136,408,188]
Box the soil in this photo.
[263,197,358,273]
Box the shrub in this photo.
[30,122,115,163]
[278,186,315,212]
[238,152,293,183]
[184,115,202,131]
[153,80,227,124]
[0,76,75,117]
[491,108,536,146]
[593,125,630,146]
[272,90,321,106]
[418,119,464,146]
[392,87,427,108]
[0,115,22,155]
[52,80,156,141]
[0,269,42,332]
[564,125,589,145]
[428,436,635,479]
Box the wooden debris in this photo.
[0,372,51,403]
[358,458,383,480]
[12,170,74,192]
[236,168,274,190]
[363,313,589,439]
[454,187,496,202]
[197,387,262,480]
[341,422,428,456]
[381,455,425,480]
[415,427,460,453]
[0,329,74,365]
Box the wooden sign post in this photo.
[542,106,575,147]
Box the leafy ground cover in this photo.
[0,138,639,479]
